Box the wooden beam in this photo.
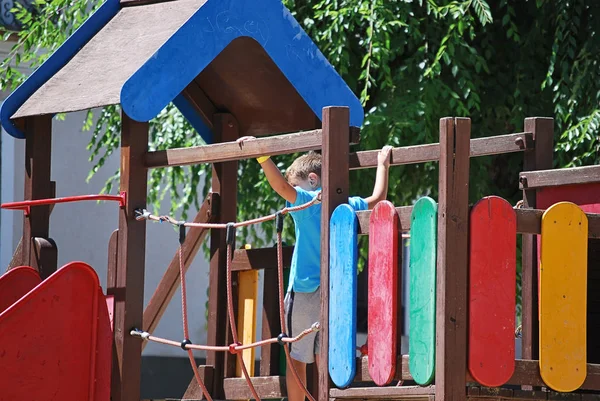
[206,114,239,398]
[319,107,351,401]
[355,356,600,391]
[330,385,435,399]
[349,132,533,170]
[519,165,600,190]
[521,118,554,369]
[22,115,55,278]
[230,246,293,271]
[261,266,282,376]
[181,79,217,129]
[435,117,470,401]
[182,366,214,399]
[142,193,218,340]
[223,376,286,400]
[144,127,360,169]
[111,113,148,401]
[356,206,600,238]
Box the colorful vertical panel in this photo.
[468,196,516,387]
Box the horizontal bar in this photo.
[354,355,600,391]
[1,192,126,215]
[230,246,293,271]
[356,206,600,238]
[350,132,533,170]
[520,165,600,189]
[330,385,434,399]
[145,127,361,169]
[223,375,286,400]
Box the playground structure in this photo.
[0,0,599,401]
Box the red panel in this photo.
[0,266,41,314]
[469,196,516,387]
[0,262,101,401]
[368,201,400,386]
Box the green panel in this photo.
[408,196,437,385]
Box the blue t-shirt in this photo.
[285,187,368,293]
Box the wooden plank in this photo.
[435,117,470,401]
[520,165,600,190]
[145,127,360,169]
[354,356,600,391]
[32,237,58,277]
[468,196,516,387]
[7,237,24,270]
[142,193,217,338]
[206,114,239,398]
[357,205,413,234]
[320,107,351,401]
[409,197,438,386]
[521,117,554,368]
[330,385,435,399]
[182,366,214,400]
[260,266,281,376]
[329,204,360,388]
[539,202,587,392]
[358,206,599,238]
[180,79,217,130]
[223,376,286,400]
[106,228,120,397]
[236,268,258,377]
[231,246,293,271]
[112,113,148,401]
[349,132,533,170]
[22,115,54,279]
[368,200,401,386]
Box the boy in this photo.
[238,137,393,401]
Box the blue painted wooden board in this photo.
[329,204,359,388]
[121,0,363,127]
[408,196,437,386]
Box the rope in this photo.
[225,224,262,401]
[276,213,316,401]
[130,324,319,351]
[178,240,213,401]
[135,192,321,229]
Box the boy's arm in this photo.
[236,136,297,204]
[364,145,393,209]
[258,158,297,204]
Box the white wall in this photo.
[0,109,222,358]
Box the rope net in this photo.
[133,194,321,401]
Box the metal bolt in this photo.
[336,188,342,194]
[514,137,525,149]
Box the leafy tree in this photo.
[2,0,599,319]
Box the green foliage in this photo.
[2,0,600,319]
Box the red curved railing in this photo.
[1,192,126,215]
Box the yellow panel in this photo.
[236,268,259,377]
[540,202,588,392]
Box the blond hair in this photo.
[285,151,321,181]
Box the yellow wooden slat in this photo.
[540,202,588,392]
[236,245,258,377]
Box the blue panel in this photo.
[121,0,363,127]
[172,94,214,144]
[328,204,359,388]
[0,0,120,139]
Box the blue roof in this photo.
[1,0,363,142]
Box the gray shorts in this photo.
[284,287,321,364]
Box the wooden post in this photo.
[261,266,281,376]
[319,107,351,401]
[521,118,554,363]
[111,113,148,401]
[435,117,470,401]
[22,115,56,278]
[206,113,239,398]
